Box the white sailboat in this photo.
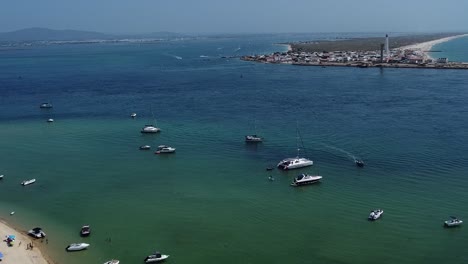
[277,122,313,170]
[245,120,262,142]
[141,107,161,133]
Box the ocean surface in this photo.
[431,35,468,62]
[1,33,468,264]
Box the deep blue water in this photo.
[1,34,468,264]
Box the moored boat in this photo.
[40,103,53,109]
[47,118,54,123]
[368,209,384,221]
[291,174,322,186]
[80,225,91,237]
[245,135,263,142]
[141,125,161,133]
[155,145,176,154]
[131,113,137,118]
[103,259,120,264]
[21,179,36,186]
[278,157,313,170]
[144,252,170,263]
[0,174,3,180]
[444,216,463,227]
[140,145,151,150]
[66,243,90,251]
[28,227,46,238]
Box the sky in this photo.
[0,0,467,34]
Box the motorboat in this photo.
[47,118,54,123]
[291,174,322,186]
[141,125,161,133]
[368,209,384,221]
[103,260,120,264]
[28,227,46,238]
[155,145,176,154]
[21,179,36,186]
[0,174,3,180]
[131,113,137,118]
[10,211,15,215]
[40,103,53,109]
[277,157,313,170]
[80,225,91,237]
[445,216,463,227]
[66,243,90,251]
[140,145,151,150]
[355,159,364,167]
[144,252,170,263]
[245,135,262,142]
[266,167,274,171]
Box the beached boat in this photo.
[291,174,322,186]
[47,118,54,123]
[21,179,36,186]
[444,216,463,227]
[103,260,120,264]
[140,145,151,150]
[28,227,46,238]
[368,209,384,221]
[66,243,90,251]
[80,225,91,237]
[39,103,53,109]
[155,145,176,154]
[277,123,313,170]
[144,252,170,263]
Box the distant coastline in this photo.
[242,33,468,69]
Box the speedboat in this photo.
[103,260,120,264]
[368,209,384,221]
[28,227,46,238]
[80,225,91,237]
[355,159,364,167]
[141,125,161,133]
[47,118,54,123]
[131,113,137,118]
[245,135,262,142]
[445,216,463,227]
[40,103,53,109]
[66,243,90,251]
[144,252,170,263]
[140,145,151,150]
[155,145,176,154]
[291,174,322,186]
[277,157,313,170]
[21,179,36,186]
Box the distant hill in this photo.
[0,28,190,42]
[0,27,114,41]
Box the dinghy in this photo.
[66,243,90,251]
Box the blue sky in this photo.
[1,0,466,33]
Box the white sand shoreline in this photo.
[0,219,55,264]
[399,34,468,60]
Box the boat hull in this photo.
[291,179,321,186]
[66,243,90,251]
[144,255,169,263]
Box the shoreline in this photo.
[399,34,468,60]
[0,218,56,264]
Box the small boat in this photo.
[131,113,137,118]
[141,125,161,134]
[245,135,263,142]
[103,260,120,264]
[10,211,15,216]
[47,118,54,123]
[80,225,91,237]
[140,145,151,150]
[0,174,3,180]
[368,209,384,221]
[144,252,170,263]
[28,227,46,238]
[291,174,322,186]
[155,145,176,154]
[66,243,90,251]
[266,167,274,171]
[445,216,463,227]
[355,159,364,167]
[21,179,36,186]
[39,103,53,109]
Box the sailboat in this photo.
[245,120,262,142]
[277,122,313,170]
[141,107,161,134]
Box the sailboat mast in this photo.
[296,121,300,157]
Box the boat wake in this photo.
[317,143,359,161]
[234,47,241,52]
[200,55,209,58]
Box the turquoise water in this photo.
[431,35,468,62]
[1,35,468,264]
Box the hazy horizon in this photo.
[1,0,467,34]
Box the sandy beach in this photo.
[399,33,468,59]
[0,219,53,264]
